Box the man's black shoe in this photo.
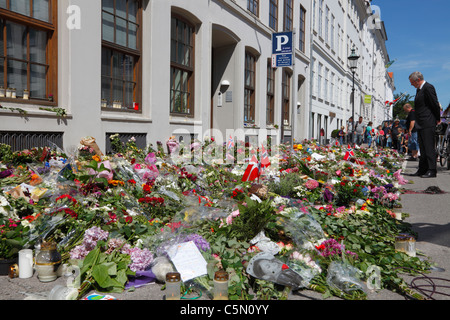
[421,171,437,178]
[408,171,425,176]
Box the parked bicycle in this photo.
[435,117,450,169]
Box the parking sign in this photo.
[272,31,293,67]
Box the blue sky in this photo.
[372,0,450,108]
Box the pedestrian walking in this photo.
[355,116,365,146]
[365,121,374,147]
[408,71,441,178]
[397,127,405,153]
[404,103,419,160]
[346,117,355,145]
[338,126,345,145]
[391,119,401,151]
[375,125,384,148]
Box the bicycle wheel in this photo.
[440,139,448,167]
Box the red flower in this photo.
[127,179,136,184]
[143,184,152,193]
[315,244,326,250]
[124,216,133,223]
[55,194,77,205]
[281,264,290,270]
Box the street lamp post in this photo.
[348,48,360,144]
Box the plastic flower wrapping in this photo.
[0,138,433,300]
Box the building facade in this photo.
[309,0,394,142]
[0,0,392,153]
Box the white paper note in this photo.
[167,241,207,282]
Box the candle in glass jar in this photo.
[213,271,229,300]
[0,87,5,97]
[11,88,16,98]
[23,90,29,100]
[165,272,181,300]
[395,234,416,257]
[19,249,34,279]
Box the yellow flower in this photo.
[92,155,101,162]
[108,180,124,186]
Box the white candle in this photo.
[19,249,34,279]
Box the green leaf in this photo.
[81,247,100,274]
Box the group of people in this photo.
[336,71,442,178]
[338,116,404,151]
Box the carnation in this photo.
[305,179,319,190]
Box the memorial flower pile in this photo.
[0,138,432,300]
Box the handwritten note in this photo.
[167,241,207,282]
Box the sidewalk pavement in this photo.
[1,158,449,301]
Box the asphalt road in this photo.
[1,158,449,302]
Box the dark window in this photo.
[266,59,275,125]
[247,0,259,16]
[282,69,291,126]
[0,0,57,103]
[244,52,256,123]
[269,0,278,31]
[170,15,195,116]
[101,0,141,111]
[283,0,293,31]
[299,6,306,52]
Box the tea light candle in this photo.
[19,249,34,279]
[213,271,229,300]
[165,272,181,300]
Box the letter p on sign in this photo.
[272,32,293,54]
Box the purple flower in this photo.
[323,188,334,203]
[317,238,358,260]
[122,247,154,272]
[69,226,110,259]
[0,169,13,179]
[183,233,210,252]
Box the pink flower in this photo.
[393,169,408,185]
[305,179,319,190]
[144,152,156,165]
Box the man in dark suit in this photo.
[409,71,441,178]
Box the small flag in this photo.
[227,135,234,150]
[260,145,271,168]
[242,155,260,182]
[343,144,354,161]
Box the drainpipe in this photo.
[308,0,314,140]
